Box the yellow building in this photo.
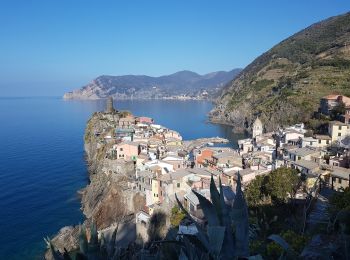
[151,178,160,204]
[328,121,350,142]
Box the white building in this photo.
[253,117,263,139]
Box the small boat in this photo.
[207,142,214,146]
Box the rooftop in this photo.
[212,151,239,159]
[162,156,183,161]
[292,160,319,170]
[137,170,154,178]
[289,147,320,157]
[329,121,349,126]
[239,168,255,176]
[314,135,332,140]
[186,167,221,177]
[238,138,253,144]
[331,166,350,180]
[118,141,139,146]
[185,189,211,205]
[116,128,135,133]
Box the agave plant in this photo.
[174,172,250,259]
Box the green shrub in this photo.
[170,206,186,227]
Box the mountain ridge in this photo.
[63,69,241,100]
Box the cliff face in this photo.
[210,12,350,132]
[82,112,137,228]
[46,112,138,258]
[63,69,241,100]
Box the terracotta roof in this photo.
[322,94,339,100]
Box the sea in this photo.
[0,97,246,259]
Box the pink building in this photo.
[137,116,154,124]
[113,141,139,160]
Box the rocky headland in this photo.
[63,69,241,100]
[45,102,229,259]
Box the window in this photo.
[326,140,329,144]
[339,125,342,130]
[177,183,180,188]
[310,142,312,145]
[338,178,342,184]
[298,156,301,160]
[318,140,321,144]
[120,148,123,151]
[338,133,341,137]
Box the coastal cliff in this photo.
[82,112,137,228]
[210,12,350,132]
[45,112,138,258]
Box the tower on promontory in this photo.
[252,117,263,139]
[106,96,115,113]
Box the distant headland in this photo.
[63,69,241,100]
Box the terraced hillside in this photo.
[210,12,350,132]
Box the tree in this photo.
[331,101,346,120]
[329,187,350,213]
[147,210,167,243]
[245,175,267,206]
[266,167,300,204]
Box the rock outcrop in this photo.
[44,226,80,260]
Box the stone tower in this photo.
[252,117,263,139]
[106,96,115,113]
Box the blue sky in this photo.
[0,0,349,96]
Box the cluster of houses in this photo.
[100,96,350,240]
[235,96,350,193]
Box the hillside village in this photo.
[83,95,350,244]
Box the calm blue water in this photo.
[0,97,244,259]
